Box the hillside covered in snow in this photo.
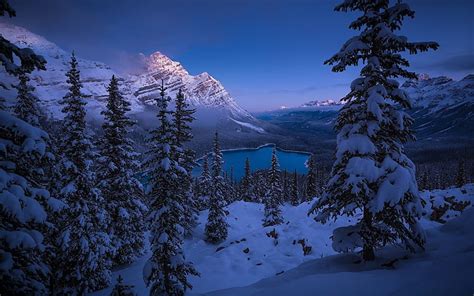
[92,185,474,295]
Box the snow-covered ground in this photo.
[92,185,474,295]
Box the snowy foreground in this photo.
[93,185,474,295]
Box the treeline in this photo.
[193,154,330,208]
[417,159,473,190]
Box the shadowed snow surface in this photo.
[92,186,473,295]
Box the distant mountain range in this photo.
[256,74,474,158]
[300,99,343,108]
[0,22,276,152]
[1,22,473,155]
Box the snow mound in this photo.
[421,184,474,223]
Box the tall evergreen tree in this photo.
[205,132,228,243]
[309,0,438,261]
[305,154,318,201]
[263,149,283,226]
[172,89,198,237]
[56,53,112,292]
[290,170,299,206]
[144,82,198,295]
[98,75,147,266]
[241,157,253,202]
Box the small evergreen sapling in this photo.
[110,275,136,296]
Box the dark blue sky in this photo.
[6,0,474,111]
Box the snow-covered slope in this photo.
[209,208,474,296]
[404,75,474,141]
[0,22,253,121]
[0,22,117,118]
[91,184,473,295]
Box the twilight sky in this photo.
[5,0,474,111]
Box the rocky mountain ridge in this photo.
[0,22,252,121]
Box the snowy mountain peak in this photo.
[145,51,189,77]
[0,22,254,122]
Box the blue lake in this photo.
[193,144,311,181]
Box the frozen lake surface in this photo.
[193,143,311,181]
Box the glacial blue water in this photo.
[193,144,311,181]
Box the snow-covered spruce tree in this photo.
[14,70,43,126]
[197,155,212,210]
[56,53,112,292]
[0,111,51,294]
[172,89,198,237]
[305,154,318,201]
[0,2,62,293]
[263,149,283,226]
[241,157,253,202]
[144,82,198,295]
[98,75,147,266]
[290,170,299,206]
[223,171,237,203]
[309,0,438,261]
[205,132,228,244]
[251,170,268,204]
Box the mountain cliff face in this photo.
[403,74,474,112]
[0,22,253,122]
[403,74,474,141]
[127,51,251,119]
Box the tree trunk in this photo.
[362,244,375,261]
[362,208,375,261]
